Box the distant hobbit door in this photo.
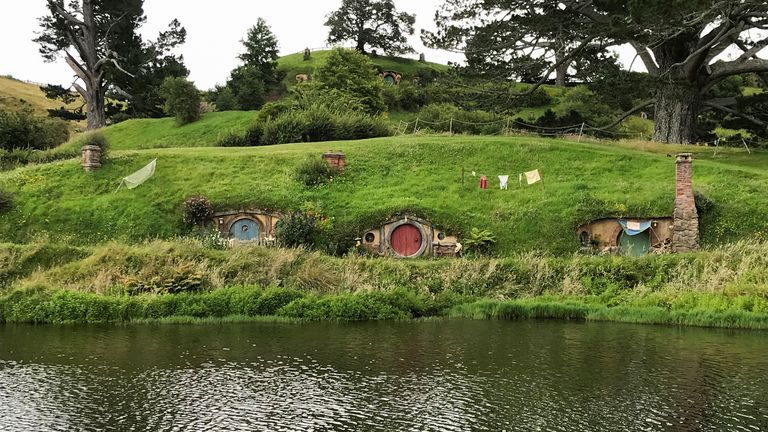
[391,224,423,257]
[230,219,260,242]
[618,231,651,257]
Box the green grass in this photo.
[102,111,259,150]
[277,50,449,88]
[2,239,768,328]
[1,135,767,253]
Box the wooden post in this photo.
[742,138,752,154]
[577,123,585,142]
[449,118,453,136]
[413,118,420,134]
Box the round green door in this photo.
[618,231,651,256]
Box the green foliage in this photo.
[325,0,416,55]
[238,18,280,85]
[318,48,385,114]
[383,82,427,111]
[81,130,109,151]
[555,85,616,126]
[226,66,267,111]
[417,103,507,134]
[694,191,715,215]
[124,262,206,295]
[212,86,238,111]
[462,228,497,256]
[260,104,391,145]
[183,195,214,227]
[0,108,69,151]
[276,212,322,248]
[160,77,201,125]
[0,189,12,215]
[294,156,340,187]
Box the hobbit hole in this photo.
[576,153,698,255]
[361,216,459,258]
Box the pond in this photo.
[1,320,767,431]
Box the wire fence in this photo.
[394,117,764,150]
[394,117,643,141]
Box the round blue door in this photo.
[229,219,260,242]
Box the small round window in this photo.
[365,233,375,243]
[437,231,446,241]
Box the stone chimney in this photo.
[673,153,699,252]
[322,152,346,172]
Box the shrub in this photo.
[463,228,497,256]
[0,189,12,214]
[160,77,201,125]
[318,48,385,114]
[276,212,322,248]
[80,130,109,151]
[124,263,206,295]
[294,156,340,187]
[0,108,69,151]
[695,191,715,215]
[216,132,246,147]
[417,103,506,135]
[183,196,214,227]
[261,104,391,146]
[243,122,264,146]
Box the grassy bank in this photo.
[3,285,768,329]
[1,135,766,254]
[1,239,768,328]
[102,111,259,150]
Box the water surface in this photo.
[1,320,767,431]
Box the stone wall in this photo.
[672,153,700,252]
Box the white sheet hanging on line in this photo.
[499,175,509,190]
[117,159,157,191]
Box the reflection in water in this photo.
[1,321,768,431]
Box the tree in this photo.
[227,66,267,111]
[115,18,189,118]
[425,0,768,144]
[239,18,280,85]
[325,0,416,55]
[160,77,200,125]
[36,0,145,130]
[318,48,385,113]
[220,18,281,111]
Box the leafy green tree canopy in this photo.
[160,77,200,125]
[325,0,416,55]
[318,48,385,114]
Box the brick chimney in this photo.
[673,153,699,252]
[322,152,346,172]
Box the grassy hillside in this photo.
[0,76,83,116]
[0,135,765,254]
[277,50,449,88]
[103,111,259,150]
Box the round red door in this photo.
[391,224,423,257]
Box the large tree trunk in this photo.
[652,82,701,144]
[85,80,106,130]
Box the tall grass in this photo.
[1,239,768,327]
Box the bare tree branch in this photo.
[704,100,768,129]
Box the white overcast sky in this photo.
[2,0,469,89]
